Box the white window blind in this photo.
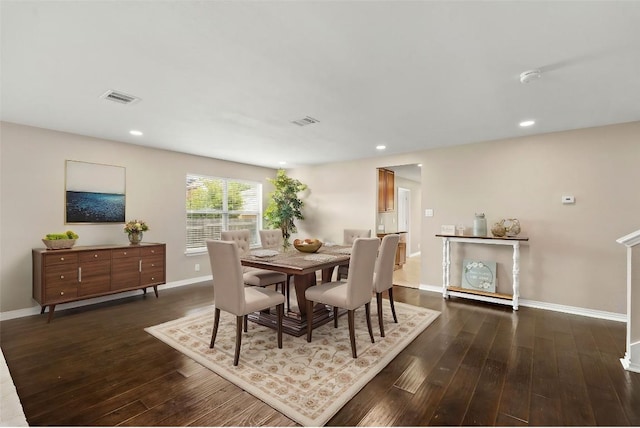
[186,174,262,251]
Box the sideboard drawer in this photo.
[141,245,164,257]
[111,248,141,259]
[45,285,78,303]
[44,253,78,266]
[79,250,111,263]
[45,265,78,287]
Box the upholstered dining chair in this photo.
[221,230,288,296]
[305,237,379,358]
[373,234,400,337]
[259,229,293,311]
[336,228,372,280]
[206,240,284,366]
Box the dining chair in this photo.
[336,228,372,280]
[305,237,379,358]
[373,234,400,337]
[259,229,293,311]
[206,240,284,366]
[221,230,288,297]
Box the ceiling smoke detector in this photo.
[520,69,541,84]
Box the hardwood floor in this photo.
[2,281,639,426]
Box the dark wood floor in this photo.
[2,282,639,426]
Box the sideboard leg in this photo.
[40,305,46,314]
[47,305,56,323]
[153,286,158,298]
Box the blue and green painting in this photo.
[66,191,125,223]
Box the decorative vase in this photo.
[473,213,487,237]
[503,218,521,237]
[128,232,143,245]
[491,222,506,237]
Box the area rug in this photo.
[145,301,439,426]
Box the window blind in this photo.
[186,174,262,251]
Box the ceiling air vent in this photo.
[291,116,320,126]
[100,90,141,105]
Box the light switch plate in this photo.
[425,208,434,217]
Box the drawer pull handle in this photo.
[78,267,82,282]
[60,275,64,279]
[60,257,65,261]
[94,254,98,258]
[151,264,155,267]
[60,291,64,296]
[123,252,127,255]
[139,260,142,272]
[151,277,155,281]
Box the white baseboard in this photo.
[1,277,625,324]
[418,283,626,322]
[0,276,212,322]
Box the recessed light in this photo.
[519,120,535,127]
[129,130,143,136]
[376,145,386,150]
[279,161,287,165]
[417,164,422,167]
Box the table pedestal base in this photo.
[248,305,346,337]
[247,266,344,337]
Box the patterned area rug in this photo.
[145,301,439,426]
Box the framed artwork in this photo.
[65,160,126,223]
[462,259,497,293]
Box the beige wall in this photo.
[0,122,276,312]
[292,121,640,315]
[2,120,638,316]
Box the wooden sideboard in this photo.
[32,243,166,322]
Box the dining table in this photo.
[240,244,352,336]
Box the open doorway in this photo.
[376,163,421,288]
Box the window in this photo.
[186,174,262,252]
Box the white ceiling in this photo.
[2,1,639,169]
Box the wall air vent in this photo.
[100,90,141,105]
[291,116,320,126]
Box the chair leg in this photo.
[334,306,339,328]
[306,299,314,342]
[234,315,243,366]
[243,315,248,332]
[365,302,375,344]
[348,309,357,358]
[376,292,385,337]
[210,307,221,348]
[388,286,398,323]
[277,303,283,349]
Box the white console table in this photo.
[436,234,529,310]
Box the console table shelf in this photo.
[435,234,529,310]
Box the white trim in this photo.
[419,283,626,322]
[617,229,640,247]
[620,342,640,373]
[0,276,212,322]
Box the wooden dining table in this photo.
[240,244,352,336]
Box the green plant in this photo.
[264,169,308,249]
[45,230,78,240]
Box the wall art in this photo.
[65,160,126,223]
[462,258,497,293]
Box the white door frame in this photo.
[397,187,410,252]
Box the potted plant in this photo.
[124,219,149,245]
[264,169,307,250]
